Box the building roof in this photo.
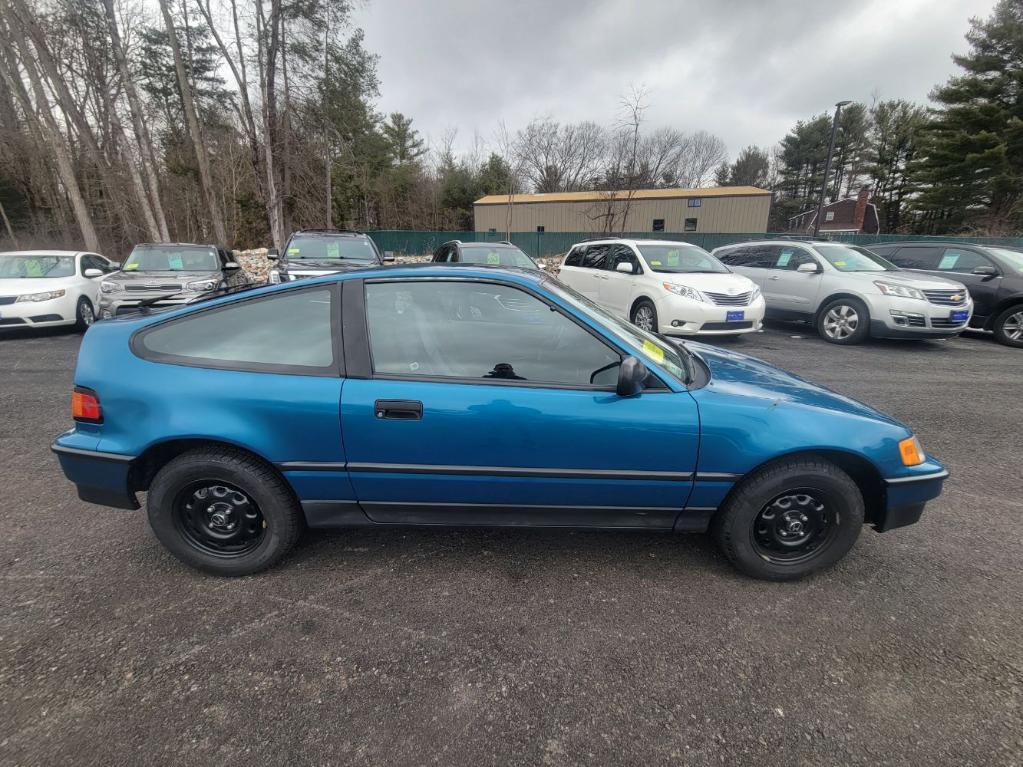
[473,186,770,206]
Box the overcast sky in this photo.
[351,0,995,162]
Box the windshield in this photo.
[459,245,538,269]
[638,244,728,274]
[987,247,1023,273]
[816,244,897,272]
[123,245,219,272]
[286,234,379,262]
[546,279,688,383]
[0,255,75,279]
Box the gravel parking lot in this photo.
[1,322,1021,766]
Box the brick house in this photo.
[787,187,880,235]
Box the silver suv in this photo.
[712,240,973,344]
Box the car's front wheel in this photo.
[74,297,95,331]
[631,299,658,332]
[711,457,864,580]
[147,447,303,576]
[817,297,870,344]
[992,305,1023,348]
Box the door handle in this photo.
[374,400,423,420]
[769,275,781,280]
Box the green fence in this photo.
[365,230,1023,259]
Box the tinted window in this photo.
[885,246,942,269]
[286,234,379,262]
[124,245,219,272]
[433,246,451,263]
[745,246,779,269]
[716,247,750,266]
[365,281,620,386]
[137,288,335,372]
[581,245,610,270]
[564,247,583,267]
[934,248,993,273]
[0,255,75,278]
[607,245,640,274]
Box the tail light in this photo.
[71,386,102,423]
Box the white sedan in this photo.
[558,238,766,337]
[0,250,117,332]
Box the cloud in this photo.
[351,0,995,162]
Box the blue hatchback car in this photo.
[53,265,948,580]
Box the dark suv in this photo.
[868,241,1023,347]
[267,230,393,283]
[432,240,541,270]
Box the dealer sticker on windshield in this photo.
[642,339,665,363]
[727,311,745,322]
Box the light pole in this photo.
[812,100,852,238]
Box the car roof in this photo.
[865,241,992,249]
[289,229,370,237]
[132,242,221,249]
[572,238,704,248]
[0,249,86,257]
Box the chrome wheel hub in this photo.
[823,305,859,340]
[634,306,655,331]
[1004,311,1023,341]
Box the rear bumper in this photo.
[874,468,949,532]
[51,442,139,510]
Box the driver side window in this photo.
[365,281,621,387]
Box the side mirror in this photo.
[616,356,648,397]
[83,268,103,278]
[616,262,634,274]
[266,248,279,261]
[972,265,998,278]
[383,251,396,263]
[796,262,821,273]
[224,261,241,271]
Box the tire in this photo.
[991,305,1023,348]
[711,457,864,581]
[816,297,870,345]
[147,447,303,576]
[631,299,658,333]
[74,297,95,332]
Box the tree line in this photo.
[0,0,1019,255]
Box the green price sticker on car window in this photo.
[25,260,43,277]
[649,260,662,267]
[938,253,959,269]
[287,247,300,255]
[486,252,500,265]
[169,256,184,270]
[666,250,680,267]
[777,250,793,267]
[326,242,340,259]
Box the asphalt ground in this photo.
[1,320,1020,766]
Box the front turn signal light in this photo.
[71,386,102,423]
[899,436,924,466]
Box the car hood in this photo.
[659,272,757,293]
[683,340,906,428]
[0,277,74,293]
[287,260,376,272]
[107,270,220,283]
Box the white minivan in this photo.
[558,238,765,337]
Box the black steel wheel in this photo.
[148,447,303,576]
[173,480,266,558]
[711,457,864,581]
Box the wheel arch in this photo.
[716,448,886,528]
[814,292,870,323]
[629,294,656,318]
[129,438,283,494]
[985,296,1023,330]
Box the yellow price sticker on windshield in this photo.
[642,339,665,364]
[287,247,300,255]
[649,260,662,267]
[123,263,138,270]
[834,260,846,267]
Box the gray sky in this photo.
[351,0,995,162]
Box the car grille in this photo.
[930,317,968,329]
[703,290,752,306]
[701,321,754,331]
[923,289,968,306]
[905,315,926,327]
[124,283,181,292]
[0,296,17,306]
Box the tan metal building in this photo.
[473,186,771,234]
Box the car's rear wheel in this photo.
[147,447,303,576]
[817,297,870,344]
[992,305,1023,348]
[711,457,864,581]
[631,299,658,332]
[74,297,95,332]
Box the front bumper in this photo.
[657,295,766,336]
[51,440,139,510]
[874,466,949,532]
[98,292,207,319]
[0,293,76,328]
[866,294,973,339]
